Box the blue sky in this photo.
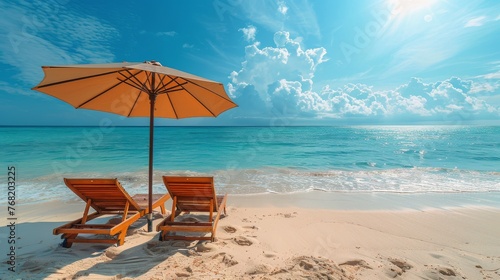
[1,0,499,126]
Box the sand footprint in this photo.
[233,236,254,246]
[424,265,460,279]
[283,212,298,218]
[389,258,412,272]
[339,259,372,270]
[263,251,278,258]
[438,267,457,276]
[385,258,413,278]
[242,225,259,231]
[270,256,348,278]
[195,242,216,253]
[212,252,239,267]
[223,226,237,233]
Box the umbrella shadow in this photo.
[9,216,163,279]
[71,238,201,278]
[10,221,114,279]
[11,213,227,279]
[73,213,229,278]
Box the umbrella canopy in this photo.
[32,61,237,231]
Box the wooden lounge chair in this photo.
[157,176,227,242]
[54,178,170,248]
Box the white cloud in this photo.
[482,71,500,79]
[471,82,498,94]
[228,31,499,123]
[229,31,327,103]
[239,25,257,42]
[470,71,500,100]
[0,1,118,85]
[182,43,194,49]
[235,0,321,39]
[156,31,176,37]
[278,0,288,15]
[465,16,486,27]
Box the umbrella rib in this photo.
[76,80,123,108]
[33,69,124,89]
[183,78,236,104]
[76,69,143,108]
[174,81,217,117]
[116,70,157,117]
[160,78,179,119]
[157,82,188,94]
[155,75,179,118]
[163,88,180,119]
[127,90,147,117]
[156,75,181,94]
[118,70,150,93]
[119,78,148,93]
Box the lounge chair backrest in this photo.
[162,176,218,212]
[64,178,142,212]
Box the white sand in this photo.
[2,192,500,279]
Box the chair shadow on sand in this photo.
[12,216,156,279]
[69,212,228,279]
[14,176,228,278]
[15,212,227,279]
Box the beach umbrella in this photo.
[32,61,238,231]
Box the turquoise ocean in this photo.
[1,126,499,203]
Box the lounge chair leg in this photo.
[117,231,127,246]
[61,234,78,248]
[62,235,75,248]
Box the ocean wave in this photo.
[4,167,499,204]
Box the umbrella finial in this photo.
[145,60,162,66]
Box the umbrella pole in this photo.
[147,93,156,232]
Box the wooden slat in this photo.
[65,238,118,244]
[55,228,112,235]
[161,235,212,241]
[158,176,227,242]
[54,178,171,248]
[161,225,213,232]
[162,222,212,226]
[64,178,142,212]
[53,212,103,234]
[73,224,114,229]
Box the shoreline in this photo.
[228,190,500,210]
[8,190,500,222]
[2,191,500,279]
[5,190,500,215]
